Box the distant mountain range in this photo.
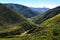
[3,3,40,18]
[0,3,60,40]
[30,7,50,12]
[34,6,60,24]
[3,3,50,18]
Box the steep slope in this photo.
[39,14,60,40]
[3,3,39,18]
[0,4,36,37]
[34,6,60,24]
[17,13,60,40]
[40,13,60,27]
[0,14,60,40]
[0,4,60,40]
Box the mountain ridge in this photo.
[34,6,60,24]
[0,3,36,37]
[3,3,40,18]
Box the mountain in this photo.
[0,3,36,37]
[3,3,40,18]
[1,14,60,40]
[34,6,60,24]
[40,13,60,27]
[28,13,60,40]
[0,3,60,40]
[31,7,50,12]
[39,14,60,40]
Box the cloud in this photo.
[27,4,59,9]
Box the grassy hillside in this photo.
[0,3,60,40]
[0,4,36,37]
[1,14,60,40]
[40,13,60,27]
[14,13,60,40]
[4,13,60,40]
[34,6,60,24]
[39,14,60,40]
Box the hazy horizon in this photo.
[0,0,60,8]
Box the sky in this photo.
[0,0,60,8]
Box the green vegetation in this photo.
[0,3,60,40]
[40,14,60,40]
[0,4,36,37]
[40,14,60,27]
[34,6,60,24]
